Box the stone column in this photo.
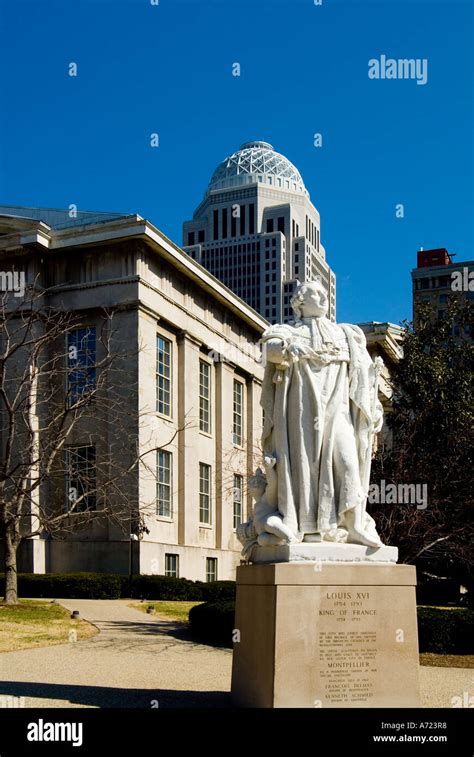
[245,376,262,520]
[177,331,201,546]
[214,359,236,550]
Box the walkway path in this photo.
[0,599,471,708]
[0,599,231,708]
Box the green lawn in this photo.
[420,653,474,668]
[130,600,203,622]
[420,605,467,611]
[0,599,97,652]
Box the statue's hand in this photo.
[263,454,277,469]
[286,342,308,361]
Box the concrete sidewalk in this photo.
[0,599,471,708]
[0,599,232,708]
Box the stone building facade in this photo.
[359,321,404,451]
[412,247,474,333]
[0,207,266,581]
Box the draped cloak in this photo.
[260,317,380,537]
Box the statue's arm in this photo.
[373,399,384,433]
[263,455,278,506]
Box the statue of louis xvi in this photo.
[238,279,385,557]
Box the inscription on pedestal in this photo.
[318,589,378,704]
[232,565,420,708]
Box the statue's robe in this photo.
[260,317,380,537]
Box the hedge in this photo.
[128,574,202,601]
[0,572,236,603]
[188,600,235,645]
[128,576,235,601]
[196,580,236,602]
[0,572,123,600]
[417,606,474,654]
[416,580,464,607]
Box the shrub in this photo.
[416,579,461,607]
[196,580,236,602]
[188,600,235,646]
[0,572,123,599]
[417,606,474,654]
[0,572,238,602]
[460,580,474,609]
[127,574,204,601]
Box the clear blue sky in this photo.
[0,0,472,324]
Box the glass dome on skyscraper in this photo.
[208,141,309,196]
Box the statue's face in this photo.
[249,479,266,498]
[299,282,328,317]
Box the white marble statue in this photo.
[238,279,385,558]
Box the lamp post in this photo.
[129,533,139,588]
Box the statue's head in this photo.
[291,279,328,319]
[248,468,267,499]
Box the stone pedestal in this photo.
[231,562,420,708]
[251,542,398,564]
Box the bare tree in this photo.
[369,301,474,582]
[220,439,263,524]
[0,283,173,604]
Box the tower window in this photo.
[249,203,255,234]
[222,208,228,238]
[266,218,274,233]
[213,210,218,240]
[240,205,246,235]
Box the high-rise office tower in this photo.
[183,141,336,323]
[412,247,474,330]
